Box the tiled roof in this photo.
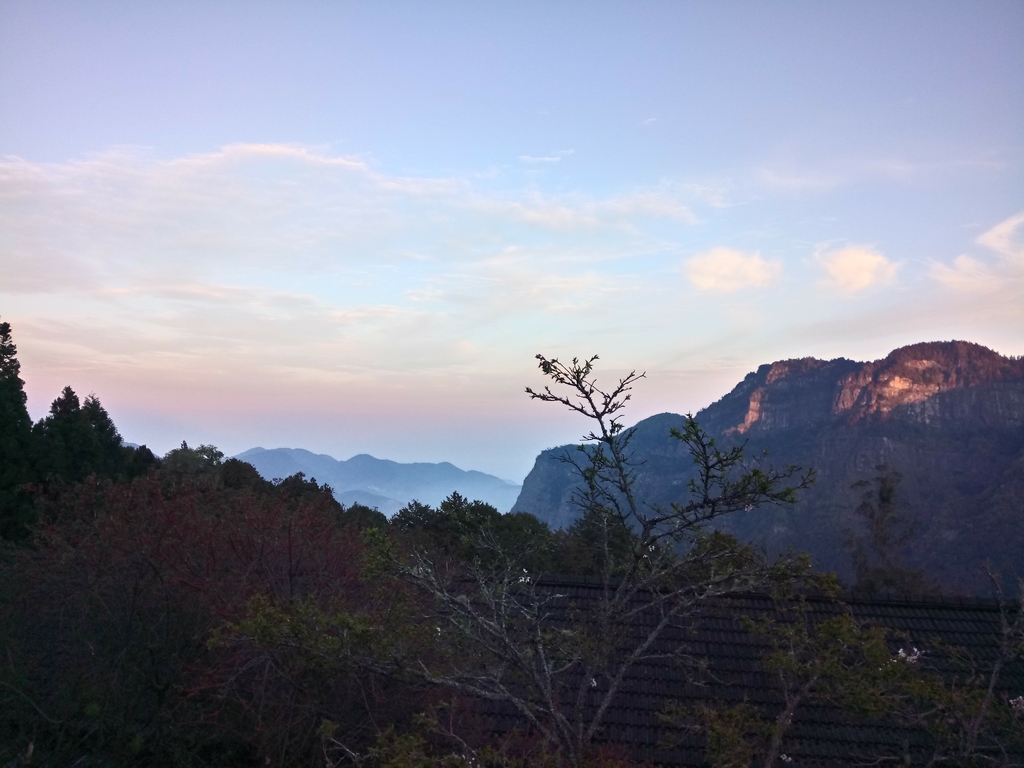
[473,578,1024,766]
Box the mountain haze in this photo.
[236,448,522,515]
[512,341,1024,593]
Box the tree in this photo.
[161,440,224,483]
[32,387,141,485]
[845,465,933,595]
[389,493,554,575]
[0,319,36,540]
[390,492,501,556]
[882,573,1024,767]
[660,593,902,768]
[350,354,816,767]
[0,457,390,767]
[658,576,1024,768]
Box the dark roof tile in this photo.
[475,580,1023,765]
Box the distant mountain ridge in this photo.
[701,340,1024,435]
[512,341,1024,593]
[235,448,521,515]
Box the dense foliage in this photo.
[0,321,37,541]
[1,320,1021,767]
[0,321,160,540]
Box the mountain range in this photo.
[511,341,1024,594]
[235,448,522,515]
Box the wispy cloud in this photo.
[4,143,1019,477]
[469,189,695,230]
[751,150,1010,198]
[977,211,1024,261]
[757,167,840,192]
[685,247,782,293]
[518,149,574,164]
[0,143,701,385]
[816,245,897,292]
[603,192,697,223]
[0,144,699,290]
[930,211,1024,294]
[684,182,734,209]
[929,255,1001,292]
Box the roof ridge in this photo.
[523,576,1017,609]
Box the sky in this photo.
[1,1,1022,482]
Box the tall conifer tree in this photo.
[33,387,127,484]
[0,319,36,539]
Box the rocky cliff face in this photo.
[512,341,1024,593]
[700,341,1024,436]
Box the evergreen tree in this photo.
[391,492,503,558]
[845,465,932,595]
[0,319,35,539]
[83,392,125,469]
[32,387,129,484]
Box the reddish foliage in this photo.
[1,472,402,765]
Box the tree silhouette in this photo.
[0,319,35,540]
[348,354,816,767]
[845,465,932,595]
[33,387,122,484]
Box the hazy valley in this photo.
[235,447,522,514]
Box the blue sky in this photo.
[1,1,1021,481]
